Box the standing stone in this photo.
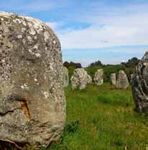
[71,68,91,90]
[94,69,104,85]
[0,12,66,148]
[131,52,148,113]
[130,74,134,79]
[63,66,69,87]
[130,74,134,84]
[110,73,116,86]
[116,70,129,89]
[87,74,92,84]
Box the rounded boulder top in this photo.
[0,12,66,148]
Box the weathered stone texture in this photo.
[116,70,129,89]
[110,73,116,86]
[63,66,69,87]
[94,69,104,85]
[71,68,91,90]
[131,52,148,113]
[0,12,66,148]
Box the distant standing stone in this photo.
[87,74,92,84]
[116,70,129,89]
[130,73,134,81]
[94,69,104,85]
[71,68,91,90]
[131,52,148,113]
[0,12,66,148]
[63,66,69,87]
[110,73,116,86]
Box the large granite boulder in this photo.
[131,52,148,113]
[116,70,129,89]
[71,68,91,90]
[110,73,116,86]
[63,66,69,87]
[94,69,104,85]
[0,12,66,148]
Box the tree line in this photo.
[63,57,140,82]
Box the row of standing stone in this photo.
[63,52,148,113]
[0,12,147,150]
[63,67,129,90]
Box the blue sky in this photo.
[1,0,148,66]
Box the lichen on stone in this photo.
[0,12,66,149]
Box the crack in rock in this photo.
[0,107,20,116]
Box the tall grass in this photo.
[49,83,148,150]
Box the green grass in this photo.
[48,83,148,150]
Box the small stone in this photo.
[110,73,116,86]
[130,74,134,83]
[87,74,92,84]
[116,70,129,89]
[71,68,91,90]
[94,69,104,85]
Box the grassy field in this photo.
[49,83,148,150]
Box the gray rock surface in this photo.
[71,68,91,90]
[94,69,104,85]
[0,12,66,148]
[131,52,148,113]
[63,66,69,87]
[110,73,116,86]
[116,70,129,89]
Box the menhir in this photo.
[131,52,148,113]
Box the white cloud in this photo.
[58,3,148,49]
[1,0,148,50]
